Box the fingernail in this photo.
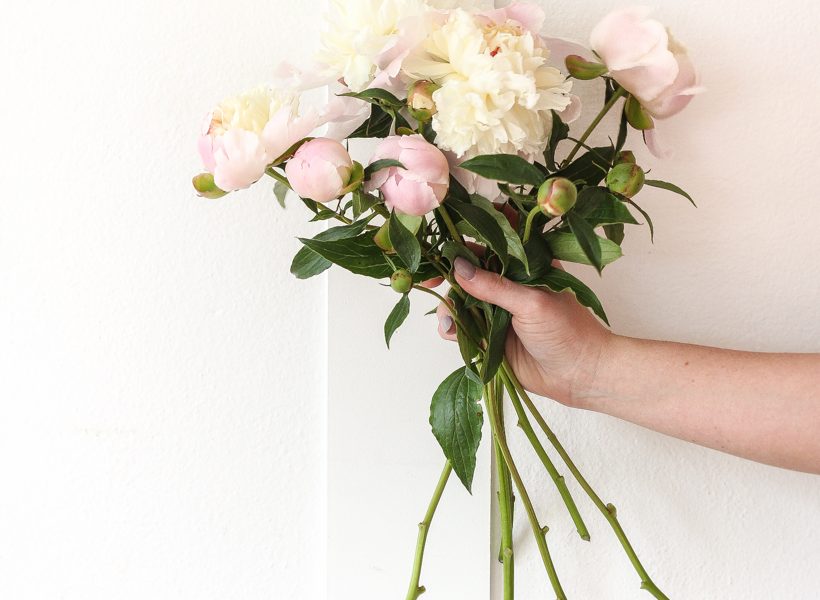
[453,257,476,280]
[439,314,454,334]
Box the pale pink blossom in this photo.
[365,135,450,216]
[590,6,702,119]
[285,138,354,203]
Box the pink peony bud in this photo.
[365,135,450,217]
[285,138,354,203]
[537,177,577,217]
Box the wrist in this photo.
[568,331,628,411]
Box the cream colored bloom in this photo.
[402,9,572,160]
[316,0,429,92]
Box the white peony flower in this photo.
[317,0,432,92]
[401,8,572,160]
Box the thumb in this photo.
[452,257,545,317]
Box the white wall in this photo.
[1,2,326,599]
[2,2,820,600]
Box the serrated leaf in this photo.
[574,187,639,227]
[388,212,421,273]
[546,232,622,268]
[482,307,511,383]
[459,155,544,187]
[290,220,371,279]
[469,195,529,274]
[566,212,603,273]
[447,199,509,268]
[645,179,697,207]
[527,268,609,325]
[384,294,410,348]
[273,181,289,208]
[430,366,484,492]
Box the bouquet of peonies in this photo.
[193,3,701,598]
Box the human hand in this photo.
[436,257,612,407]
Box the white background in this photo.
[2,1,820,600]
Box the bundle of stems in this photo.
[403,208,668,600]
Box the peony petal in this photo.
[644,126,673,159]
[212,130,270,192]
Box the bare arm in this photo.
[437,258,820,474]
[586,336,820,473]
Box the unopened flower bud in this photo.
[407,80,440,122]
[374,221,394,253]
[624,95,655,130]
[565,55,608,80]
[615,150,636,165]
[390,269,413,294]
[537,177,578,217]
[606,162,645,198]
[192,172,228,199]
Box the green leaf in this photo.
[482,308,511,383]
[384,294,410,348]
[505,232,553,283]
[364,159,405,179]
[645,179,697,207]
[469,195,529,274]
[340,88,403,109]
[459,155,544,187]
[290,220,371,279]
[625,198,655,242]
[352,189,380,218]
[348,104,393,139]
[298,233,393,279]
[603,223,625,245]
[430,366,484,492]
[441,241,480,268]
[273,181,289,208]
[545,110,570,170]
[528,268,609,325]
[566,212,603,273]
[556,146,614,186]
[447,199,509,268]
[574,187,638,227]
[546,231,622,268]
[388,212,421,273]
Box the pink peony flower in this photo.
[285,138,354,203]
[198,87,322,192]
[590,6,702,120]
[365,135,450,216]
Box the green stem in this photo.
[405,461,453,600]
[493,380,515,600]
[562,86,627,167]
[499,368,590,541]
[501,359,668,600]
[436,204,463,243]
[522,205,542,244]
[485,378,566,600]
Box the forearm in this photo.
[580,335,820,474]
